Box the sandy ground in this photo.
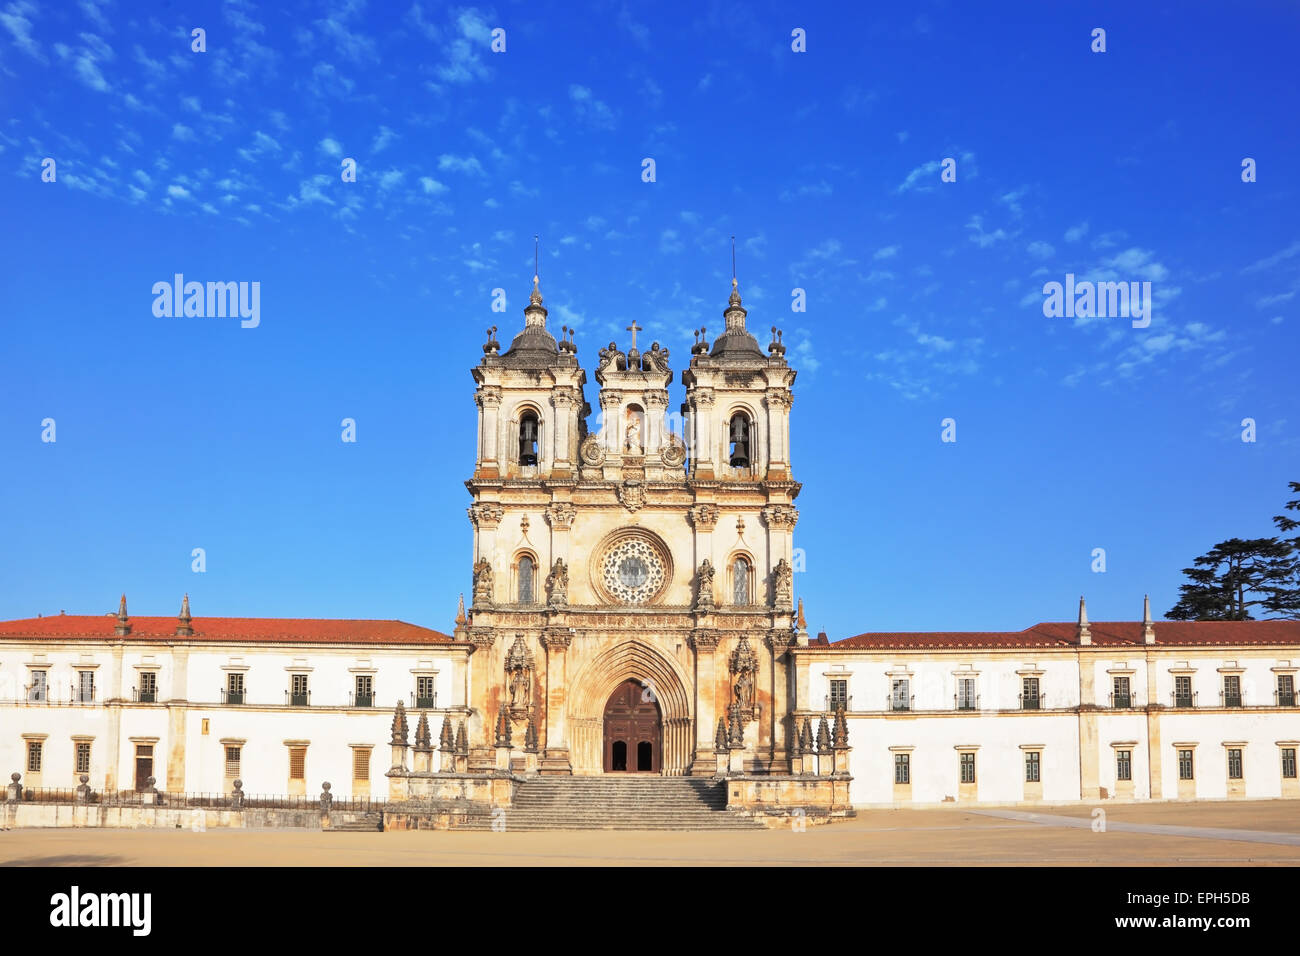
[3,800,1300,865]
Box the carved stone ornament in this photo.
[772,557,794,609]
[616,480,645,513]
[688,504,719,529]
[729,635,758,720]
[472,559,494,606]
[504,634,535,720]
[694,559,716,609]
[468,502,506,529]
[546,558,569,606]
[545,502,577,530]
[661,432,687,468]
[580,434,606,466]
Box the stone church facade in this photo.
[460,275,802,778]
[2,273,1300,815]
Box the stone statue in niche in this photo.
[504,634,535,718]
[772,557,793,608]
[546,558,569,606]
[695,559,716,609]
[472,559,494,606]
[625,415,642,455]
[729,634,758,719]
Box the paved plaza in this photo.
[4,800,1300,866]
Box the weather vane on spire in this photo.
[731,235,737,285]
[534,234,539,284]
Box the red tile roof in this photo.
[0,615,452,645]
[818,619,1300,650]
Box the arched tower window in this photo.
[728,413,751,468]
[519,411,539,466]
[732,556,750,604]
[517,554,535,603]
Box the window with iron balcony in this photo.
[1221,675,1243,708]
[353,675,374,708]
[889,679,912,712]
[955,678,978,711]
[1277,674,1295,707]
[1019,677,1042,710]
[1110,676,1132,709]
[1172,675,1196,708]
[288,673,310,707]
[223,672,245,705]
[414,676,437,709]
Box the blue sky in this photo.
[1,0,1297,635]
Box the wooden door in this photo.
[603,679,661,773]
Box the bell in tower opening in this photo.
[728,413,750,468]
[519,411,539,466]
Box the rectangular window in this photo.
[27,741,42,773]
[226,672,245,704]
[957,678,976,710]
[1227,748,1243,780]
[1223,675,1242,708]
[1279,675,1295,707]
[289,746,306,781]
[139,671,157,703]
[77,670,95,703]
[1021,677,1040,710]
[353,748,371,782]
[1174,675,1193,707]
[960,752,976,784]
[224,745,240,778]
[1178,749,1195,780]
[894,753,910,785]
[416,676,436,708]
[829,679,848,711]
[1025,751,1041,783]
[1283,748,1297,779]
[290,674,309,706]
[75,741,91,774]
[891,679,910,711]
[1116,750,1132,781]
[355,675,373,707]
[29,670,47,702]
[1112,676,1131,708]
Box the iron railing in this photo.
[351,691,374,708]
[887,694,914,712]
[1220,690,1244,708]
[1172,691,1198,708]
[954,693,980,711]
[1277,690,1297,707]
[221,688,245,704]
[1108,692,1136,709]
[286,690,311,707]
[133,687,157,703]
[411,693,439,709]
[823,694,852,712]
[1019,693,1045,710]
[4,784,386,813]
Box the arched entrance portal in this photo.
[603,680,661,772]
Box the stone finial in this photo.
[495,710,512,748]
[789,719,802,757]
[800,718,814,755]
[319,781,333,811]
[439,716,454,751]
[796,597,807,630]
[715,716,728,752]
[455,593,467,627]
[1077,595,1092,645]
[175,594,193,637]
[524,715,538,753]
[726,700,744,749]
[114,593,131,636]
[833,710,849,749]
[455,720,468,755]
[816,716,831,753]
[390,701,409,747]
[414,712,432,751]
[1142,593,1156,645]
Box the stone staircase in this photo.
[454,776,764,831]
[329,811,383,832]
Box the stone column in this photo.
[478,387,501,478]
[165,645,189,791]
[645,392,668,458]
[551,388,577,471]
[540,629,573,774]
[692,389,715,477]
[466,629,496,769]
[545,503,576,567]
[600,390,623,456]
[689,629,719,775]
[468,503,505,573]
[764,388,791,477]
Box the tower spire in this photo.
[1142,593,1155,645]
[115,593,131,637]
[731,234,736,283]
[1077,595,1092,646]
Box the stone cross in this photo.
[626,321,641,351]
